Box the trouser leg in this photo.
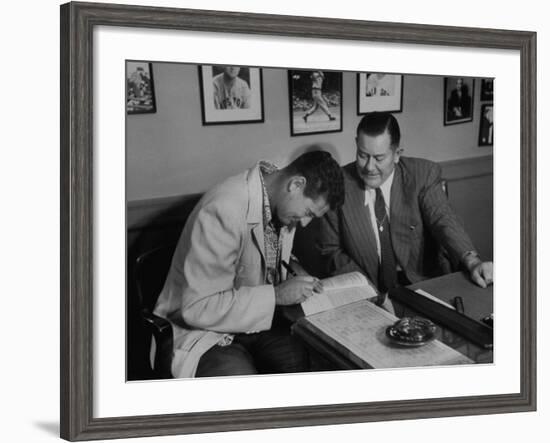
[195,342,257,377]
[235,327,309,374]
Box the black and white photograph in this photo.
[127,62,494,382]
[288,69,342,136]
[357,73,403,114]
[198,65,264,125]
[444,77,475,125]
[481,78,494,101]
[56,1,541,441]
[479,104,494,146]
[126,61,156,114]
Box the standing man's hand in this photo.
[274,276,323,305]
[466,259,494,288]
[462,252,493,288]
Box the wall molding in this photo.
[127,193,202,231]
[127,155,493,230]
[440,154,493,182]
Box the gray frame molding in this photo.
[60,1,536,441]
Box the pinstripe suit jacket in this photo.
[320,157,475,287]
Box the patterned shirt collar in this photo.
[258,161,279,226]
[258,161,281,286]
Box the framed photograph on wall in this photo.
[444,77,475,125]
[288,69,342,136]
[479,103,494,146]
[357,73,403,114]
[126,61,156,114]
[61,2,535,441]
[481,78,494,101]
[198,65,264,125]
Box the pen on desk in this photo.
[452,296,465,314]
[281,260,297,277]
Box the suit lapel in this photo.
[344,170,379,283]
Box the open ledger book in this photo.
[294,272,474,369]
[301,271,378,316]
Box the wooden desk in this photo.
[407,272,493,320]
[291,272,493,370]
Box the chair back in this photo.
[135,245,175,312]
[134,244,177,379]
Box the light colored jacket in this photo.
[154,164,295,377]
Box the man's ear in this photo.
[394,146,404,164]
[288,176,307,192]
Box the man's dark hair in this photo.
[285,150,345,210]
[356,112,401,149]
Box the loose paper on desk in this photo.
[301,271,378,316]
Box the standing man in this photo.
[212,66,251,109]
[154,151,345,378]
[303,71,337,122]
[320,112,492,296]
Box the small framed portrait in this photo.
[198,65,264,125]
[288,69,343,136]
[357,73,403,114]
[479,104,494,146]
[481,78,494,101]
[444,77,475,125]
[126,61,157,114]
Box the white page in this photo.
[322,271,371,290]
[302,272,377,316]
[414,288,456,310]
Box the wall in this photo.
[127,64,494,260]
[127,64,493,201]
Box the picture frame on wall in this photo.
[357,73,403,114]
[198,65,264,125]
[444,77,475,125]
[288,69,343,136]
[481,78,494,101]
[61,2,536,441]
[126,61,156,114]
[479,103,494,146]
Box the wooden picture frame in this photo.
[357,73,403,114]
[198,65,264,125]
[61,2,536,441]
[288,69,343,136]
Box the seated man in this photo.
[320,112,492,298]
[154,151,345,378]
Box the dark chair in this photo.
[134,244,177,379]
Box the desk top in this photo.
[408,272,493,321]
[291,272,494,370]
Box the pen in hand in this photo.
[281,260,297,277]
[281,260,323,294]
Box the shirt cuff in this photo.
[461,250,482,271]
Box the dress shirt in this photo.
[363,170,395,262]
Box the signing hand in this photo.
[274,276,323,306]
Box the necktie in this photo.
[374,188,397,293]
